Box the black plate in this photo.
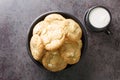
[26,11,88,72]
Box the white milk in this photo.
[89,7,110,28]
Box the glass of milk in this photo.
[84,6,112,35]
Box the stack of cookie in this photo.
[30,14,82,72]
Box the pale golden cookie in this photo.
[30,35,44,61]
[65,19,82,41]
[78,40,83,49]
[41,20,65,50]
[33,21,48,35]
[60,40,82,64]
[42,51,67,72]
[44,14,65,23]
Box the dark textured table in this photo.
[0,0,120,80]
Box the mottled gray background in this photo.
[0,0,120,80]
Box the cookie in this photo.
[30,35,44,61]
[60,40,82,64]
[78,40,83,49]
[33,21,48,35]
[41,20,65,50]
[44,14,65,23]
[42,51,67,72]
[65,19,82,41]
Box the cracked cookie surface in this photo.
[60,40,82,64]
[42,51,67,72]
[41,20,65,50]
[44,14,65,23]
[30,35,44,61]
[33,21,48,35]
[65,19,82,41]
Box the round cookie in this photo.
[41,20,65,50]
[30,35,44,61]
[44,14,65,23]
[60,40,82,64]
[42,51,67,72]
[65,19,82,41]
[33,21,48,35]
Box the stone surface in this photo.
[0,0,120,80]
